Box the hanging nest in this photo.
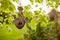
[13,18,25,29]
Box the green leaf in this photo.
[34,11,40,15]
[0,0,15,13]
[30,0,34,4]
[24,6,30,11]
[36,0,43,3]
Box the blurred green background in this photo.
[0,0,60,40]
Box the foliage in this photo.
[46,0,60,8]
[24,12,57,40]
[0,0,60,40]
[0,0,26,40]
